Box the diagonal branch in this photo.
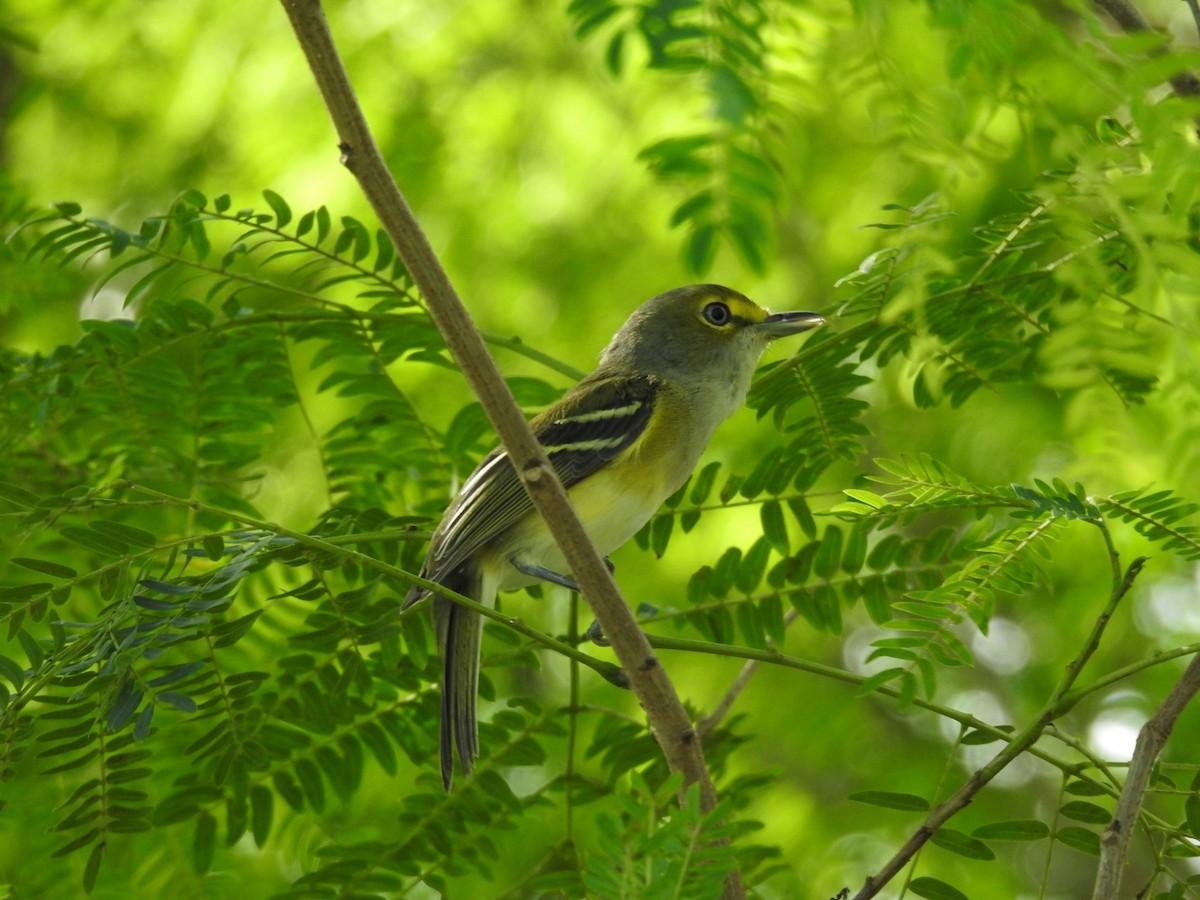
[276,2,741,896]
[1092,652,1200,900]
[848,543,1147,900]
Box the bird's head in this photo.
[598,284,824,380]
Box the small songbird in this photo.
[403,284,824,788]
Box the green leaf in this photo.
[52,827,100,859]
[359,721,397,776]
[1186,794,1200,837]
[211,610,263,649]
[973,819,1050,841]
[684,223,717,275]
[59,526,128,556]
[736,536,771,594]
[193,811,217,875]
[761,500,789,553]
[263,189,292,227]
[202,535,225,561]
[294,759,325,813]
[1056,826,1101,856]
[89,520,157,548]
[133,704,155,741]
[813,526,842,579]
[11,557,78,578]
[650,512,673,558]
[83,841,104,894]
[158,691,197,713]
[929,827,995,860]
[1060,800,1111,825]
[735,601,766,649]
[689,461,720,505]
[854,667,906,697]
[0,655,26,690]
[0,481,39,508]
[909,876,969,900]
[847,791,929,811]
[788,497,817,539]
[250,785,273,848]
[843,488,887,508]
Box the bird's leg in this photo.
[510,557,617,646]
[511,560,581,591]
[510,556,616,591]
[585,558,615,645]
[583,619,611,647]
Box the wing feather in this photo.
[411,373,660,594]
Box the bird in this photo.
[403,284,824,788]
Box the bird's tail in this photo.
[431,565,487,790]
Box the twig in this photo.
[848,545,1147,900]
[276,3,741,897]
[697,609,798,740]
[1189,0,1200,40]
[118,481,628,686]
[1092,652,1200,900]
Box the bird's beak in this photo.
[756,311,825,338]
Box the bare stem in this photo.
[698,609,798,740]
[848,545,1147,900]
[1092,652,1200,900]
[276,2,739,895]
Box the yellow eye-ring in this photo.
[702,301,732,327]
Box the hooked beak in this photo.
[755,311,825,338]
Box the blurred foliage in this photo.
[3,0,1200,898]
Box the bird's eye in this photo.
[702,302,731,327]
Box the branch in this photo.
[848,548,1147,900]
[1092,652,1200,900]
[276,3,740,896]
[697,608,798,740]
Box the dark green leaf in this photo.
[761,500,789,554]
[909,876,969,900]
[1056,826,1101,856]
[848,791,929,811]
[973,819,1050,841]
[263,189,292,227]
[12,557,78,578]
[1186,794,1200,837]
[250,785,273,848]
[193,811,217,875]
[929,827,994,860]
[83,841,104,894]
[1060,800,1111,825]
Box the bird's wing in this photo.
[413,372,660,591]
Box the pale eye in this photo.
[702,302,731,326]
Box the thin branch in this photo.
[118,480,627,688]
[276,3,739,895]
[698,608,798,740]
[848,547,1147,900]
[1092,652,1200,900]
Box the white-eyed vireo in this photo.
[404,284,824,788]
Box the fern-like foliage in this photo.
[825,455,1200,705]
[2,190,805,896]
[567,0,781,273]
